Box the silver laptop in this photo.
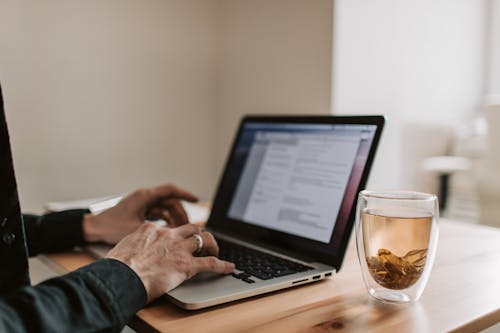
[165,115,384,309]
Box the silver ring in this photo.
[193,233,203,254]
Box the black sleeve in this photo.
[0,258,147,333]
[22,209,89,256]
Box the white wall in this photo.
[486,0,500,97]
[214,0,334,172]
[0,0,219,212]
[332,0,486,190]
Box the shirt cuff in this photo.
[23,209,89,256]
[74,258,148,324]
[42,209,89,246]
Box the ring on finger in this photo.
[193,233,204,254]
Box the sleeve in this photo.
[0,258,148,333]
[22,209,89,256]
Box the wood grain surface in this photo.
[46,220,500,333]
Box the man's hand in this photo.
[106,223,235,302]
[83,184,198,244]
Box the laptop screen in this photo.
[227,123,377,243]
[208,116,384,269]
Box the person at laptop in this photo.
[0,84,234,332]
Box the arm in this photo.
[22,209,88,257]
[4,185,234,332]
[23,184,201,256]
[0,259,147,333]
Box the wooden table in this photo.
[45,220,500,333]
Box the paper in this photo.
[45,196,210,223]
[44,196,121,213]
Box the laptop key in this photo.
[272,269,296,277]
[218,238,314,281]
[263,268,274,274]
[232,273,250,279]
[245,270,274,280]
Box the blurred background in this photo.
[0,0,499,228]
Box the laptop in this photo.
[166,115,385,309]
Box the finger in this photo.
[138,221,160,232]
[161,210,172,222]
[152,184,198,203]
[182,232,219,256]
[192,256,235,275]
[173,223,202,238]
[146,208,172,223]
[146,208,164,219]
[136,222,161,243]
[161,199,189,227]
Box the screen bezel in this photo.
[206,115,385,271]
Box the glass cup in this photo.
[355,190,439,303]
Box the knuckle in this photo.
[179,223,200,235]
[205,232,215,243]
[207,257,219,270]
[141,222,155,230]
[174,254,191,270]
[204,232,218,252]
[141,222,158,233]
[158,227,171,237]
[178,223,198,234]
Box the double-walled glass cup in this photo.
[355,190,439,303]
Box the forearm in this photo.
[23,210,88,256]
[0,259,147,333]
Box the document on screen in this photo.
[229,131,361,243]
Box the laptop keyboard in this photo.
[217,239,313,283]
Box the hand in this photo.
[106,222,235,302]
[83,184,198,244]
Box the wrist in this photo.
[106,253,155,303]
[82,213,102,243]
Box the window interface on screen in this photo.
[228,123,376,243]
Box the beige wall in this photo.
[0,0,219,212]
[215,0,334,172]
[0,0,334,212]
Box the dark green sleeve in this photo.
[0,258,147,333]
[22,209,89,256]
